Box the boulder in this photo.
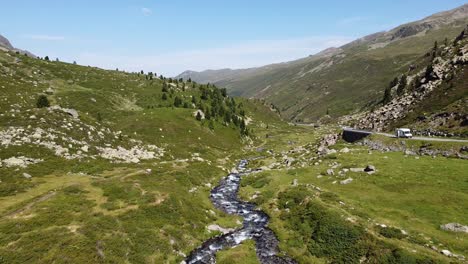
[440,223,468,233]
[340,147,350,153]
[350,168,364,172]
[340,178,353,185]
[23,173,32,179]
[364,165,376,172]
[326,169,334,176]
[3,157,26,167]
[292,179,298,186]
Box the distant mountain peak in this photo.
[0,34,35,57]
[0,34,14,50]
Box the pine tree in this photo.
[162,93,168,100]
[383,86,392,105]
[44,56,50,61]
[174,96,182,107]
[196,111,202,121]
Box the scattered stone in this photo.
[340,178,353,185]
[326,169,334,176]
[22,173,32,179]
[340,147,350,153]
[441,250,453,257]
[350,168,364,172]
[145,169,152,174]
[292,179,298,186]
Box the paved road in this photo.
[374,132,468,143]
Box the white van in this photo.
[395,128,413,138]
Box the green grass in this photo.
[239,140,468,262]
[0,49,284,263]
[216,240,259,264]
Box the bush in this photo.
[36,95,50,108]
[377,226,407,239]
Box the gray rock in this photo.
[340,178,353,185]
[340,147,350,153]
[292,179,298,186]
[441,250,453,257]
[440,223,468,233]
[364,165,376,172]
[22,173,32,179]
[350,168,364,172]
[326,169,334,176]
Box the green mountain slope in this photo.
[177,4,468,122]
[0,47,282,263]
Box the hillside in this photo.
[350,26,468,137]
[0,47,282,263]
[177,4,468,123]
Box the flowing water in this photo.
[185,160,296,264]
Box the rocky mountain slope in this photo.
[177,4,468,123]
[350,26,468,137]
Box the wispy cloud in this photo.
[23,34,65,41]
[337,16,369,26]
[76,36,354,76]
[141,7,152,16]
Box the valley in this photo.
[1,2,468,264]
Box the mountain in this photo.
[0,34,34,57]
[343,25,468,137]
[177,4,468,123]
[0,34,14,50]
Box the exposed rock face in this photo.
[0,34,14,50]
[353,31,468,132]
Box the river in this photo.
[184,160,296,264]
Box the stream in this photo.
[185,160,296,264]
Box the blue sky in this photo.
[1,0,466,76]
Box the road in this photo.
[346,128,468,143]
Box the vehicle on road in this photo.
[396,128,413,138]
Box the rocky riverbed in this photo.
[184,160,296,264]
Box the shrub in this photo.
[36,95,50,108]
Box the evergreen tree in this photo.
[425,64,434,81]
[36,95,50,108]
[196,111,202,121]
[162,83,168,93]
[174,96,182,107]
[44,56,50,61]
[162,93,168,100]
[383,86,392,105]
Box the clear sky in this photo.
[1,0,466,76]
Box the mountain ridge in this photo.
[176,4,468,123]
